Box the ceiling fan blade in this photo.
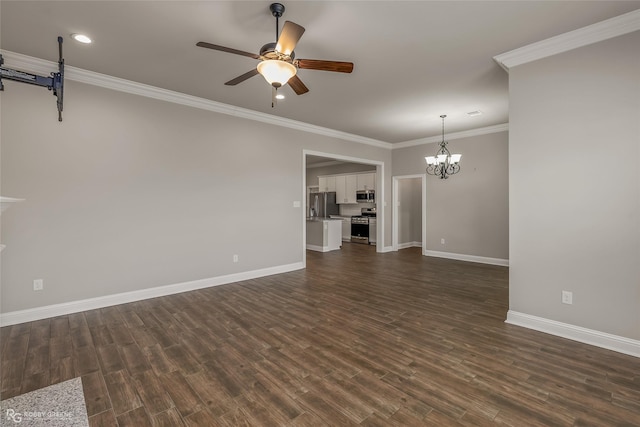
[196,41,261,60]
[288,75,309,95]
[275,21,305,56]
[297,59,354,73]
[225,69,260,86]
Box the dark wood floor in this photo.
[2,243,639,426]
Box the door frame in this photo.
[302,150,385,267]
[392,174,427,253]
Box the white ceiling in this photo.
[2,1,638,143]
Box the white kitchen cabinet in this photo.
[306,219,342,252]
[342,218,351,241]
[318,176,336,192]
[318,172,374,203]
[335,175,346,202]
[357,173,375,191]
[336,175,357,204]
[346,175,357,202]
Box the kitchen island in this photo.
[306,217,342,252]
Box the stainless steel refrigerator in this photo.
[309,191,340,218]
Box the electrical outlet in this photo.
[233,254,239,263]
[441,238,445,245]
[33,279,44,291]
[562,290,573,305]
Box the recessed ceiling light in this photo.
[71,33,92,44]
[275,93,285,100]
[467,110,482,117]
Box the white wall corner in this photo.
[493,9,640,72]
[506,310,640,358]
[424,250,509,267]
[0,262,304,326]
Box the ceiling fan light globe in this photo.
[257,60,297,87]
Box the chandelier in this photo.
[425,115,461,179]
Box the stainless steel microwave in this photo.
[356,190,375,203]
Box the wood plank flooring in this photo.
[2,244,639,426]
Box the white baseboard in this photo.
[398,241,422,250]
[506,310,640,358]
[0,262,304,326]
[306,244,334,252]
[379,246,395,253]
[424,250,509,267]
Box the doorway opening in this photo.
[392,174,426,254]
[302,150,384,267]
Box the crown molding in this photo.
[392,123,509,150]
[494,9,640,72]
[0,50,392,150]
[1,50,510,149]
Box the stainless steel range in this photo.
[351,208,376,244]
[351,215,369,244]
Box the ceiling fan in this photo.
[196,2,354,105]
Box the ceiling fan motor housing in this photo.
[260,42,295,61]
[270,3,285,18]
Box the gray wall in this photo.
[509,31,640,340]
[393,131,509,259]
[398,178,422,245]
[1,79,391,313]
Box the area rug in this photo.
[0,377,89,426]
